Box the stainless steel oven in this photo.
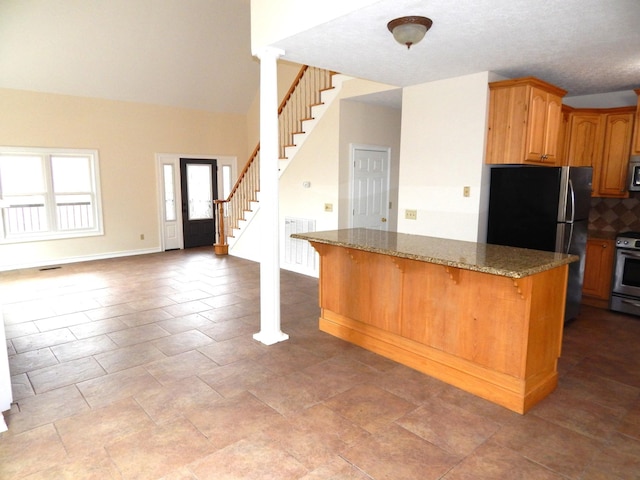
[611,232,640,316]
[628,156,640,191]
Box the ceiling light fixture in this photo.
[387,16,433,49]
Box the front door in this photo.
[351,146,390,230]
[180,158,218,248]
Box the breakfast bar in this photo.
[292,228,578,414]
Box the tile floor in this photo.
[0,247,639,479]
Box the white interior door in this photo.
[351,145,390,230]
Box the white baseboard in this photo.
[0,247,163,272]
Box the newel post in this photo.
[213,200,228,255]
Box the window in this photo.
[0,147,103,243]
[162,164,176,222]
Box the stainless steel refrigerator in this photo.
[487,165,593,322]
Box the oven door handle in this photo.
[620,250,640,259]
[621,298,640,308]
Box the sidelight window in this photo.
[0,147,103,243]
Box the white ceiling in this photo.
[274,0,640,98]
[1,0,639,114]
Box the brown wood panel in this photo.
[583,238,615,301]
[598,112,634,197]
[524,266,567,377]
[566,112,605,168]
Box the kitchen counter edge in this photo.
[292,229,578,279]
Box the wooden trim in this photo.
[278,65,308,116]
[319,310,557,414]
[489,76,567,97]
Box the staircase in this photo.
[214,66,347,253]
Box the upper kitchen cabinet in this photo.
[565,107,635,198]
[596,109,635,197]
[632,88,640,155]
[486,77,567,165]
[565,111,605,167]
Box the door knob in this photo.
[381,217,387,222]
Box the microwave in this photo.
[629,156,640,191]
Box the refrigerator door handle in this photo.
[565,222,574,254]
[568,178,576,223]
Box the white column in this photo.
[253,47,289,346]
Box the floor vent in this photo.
[284,217,317,270]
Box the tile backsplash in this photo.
[589,192,640,233]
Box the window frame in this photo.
[0,146,104,244]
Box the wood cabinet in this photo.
[565,107,635,197]
[598,111,635,197]
[582,237,614,307]
[307,236,570,414]
[565,112,604,167]
[486,77,567,165]
[631,89,640,155]
[556,105,573,166]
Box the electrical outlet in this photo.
[405,209,417,220]
[463,186,470,197]
[140,234,144,240]
[324,203,333,212]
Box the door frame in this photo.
[348,144,391,229]
[155,153,237,251]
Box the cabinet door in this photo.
[524,87,551,164]
[583,238,614,300]
[566,113,604,167]
[557,106,571,166]
[485,84,529,165]
[524,88,561,165]
[597,113,634,197]
[543,94,563,164]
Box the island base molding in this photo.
[319,309,557,414]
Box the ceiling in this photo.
[274,0,640,98]
[0,0,259,114]
[1,0,639,114]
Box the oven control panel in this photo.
[616,233,640,250]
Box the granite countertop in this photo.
[292,228,578,279]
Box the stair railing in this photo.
[214,66,334,252]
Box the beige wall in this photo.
[397,72,491,242]
[338,99,402,229]
[0,88,247,271]
[232,76,403,274]
[250,0,378,52]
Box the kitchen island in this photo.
[292,228,578,414]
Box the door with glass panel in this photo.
[179,158,218,248]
